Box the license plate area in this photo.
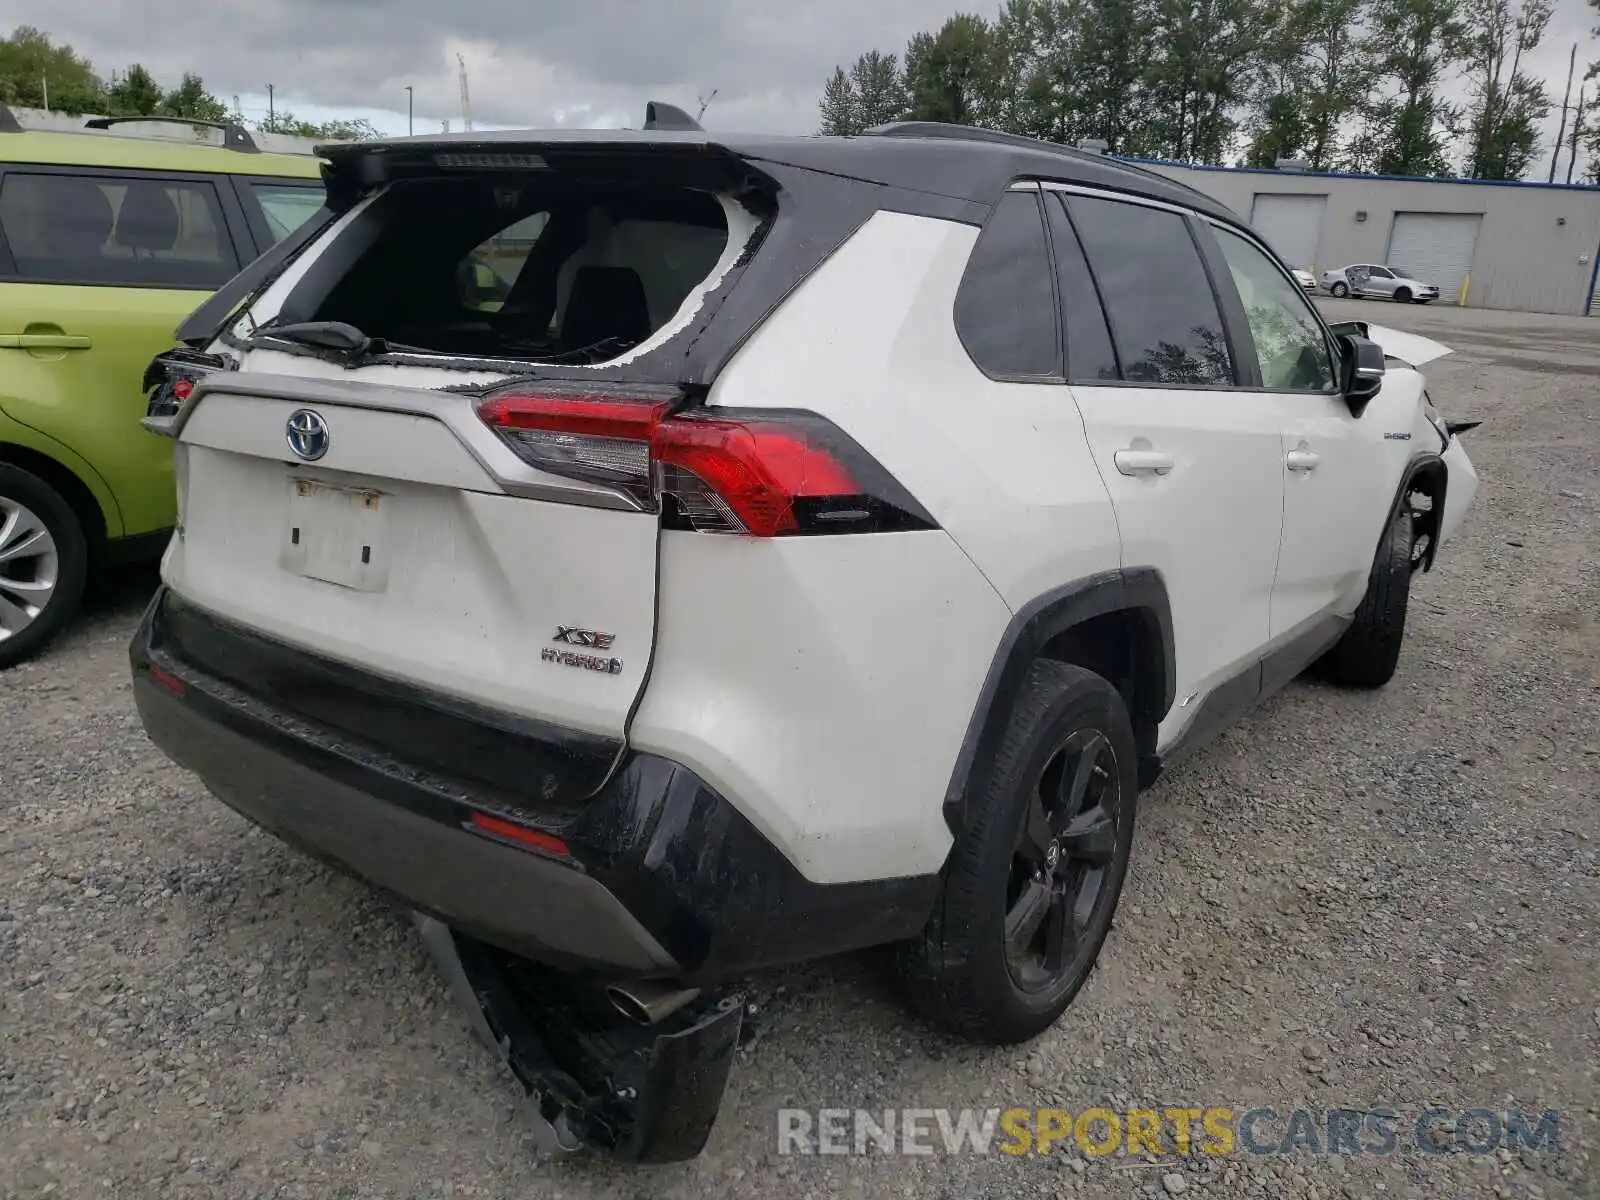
[280,478,390,592]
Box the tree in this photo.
[256,111,380,141]
[1462,0,1553,179]
[161,73,228,123]
[818,66,858,134]
[1296,0,1375,168]
[105,63,163,116]
[0,25,104,113]
[1143,0,1271,163]
[1351,0,1468,175]
[903,15,994,125]
[849,50,908,128]
[1077,0,1158,152]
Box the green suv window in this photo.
[0,172,239,289]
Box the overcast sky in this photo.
[11,0,1600,172]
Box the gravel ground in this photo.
[2,301,1597,1200]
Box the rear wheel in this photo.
[1394,286,1413,303]
[897,661,1137,1044]
[1317,507,1414,689]
[1329,281,1349,298]
[0,465,88,669]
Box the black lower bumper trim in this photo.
[131,588,942,980]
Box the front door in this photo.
[1207,224,1393,680]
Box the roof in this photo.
[314,123,1242,222]
[0,127,324,178]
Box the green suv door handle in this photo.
[0,333,94,350]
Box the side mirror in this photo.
[1337,333,1385,416]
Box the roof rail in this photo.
[642,101,702,132]
[865,120,1228,208]
[863,121,1096,160]
[83,115,260,153]
[0,102,22,133]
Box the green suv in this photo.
[0,107,325,666]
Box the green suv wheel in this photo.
[0,464,88,668]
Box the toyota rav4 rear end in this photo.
[130,126,1021,1157]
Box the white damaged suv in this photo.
[131,117,1478,1158]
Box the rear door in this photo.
[1046,186,1286,746]
[0,166,249,538]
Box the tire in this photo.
[1329,281,1349,298]
[1393,287,1412,303]
[1317,507,1414,689]
[897,661,1138,1044]
[0,464,89,669]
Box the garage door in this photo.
[1387,212,1482,305]
[1249,194,1327,271]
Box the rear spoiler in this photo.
[314,103,764,210]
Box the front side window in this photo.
[953,188,1061,380]
[1215,228,1336,392]
[1066,195,1233,387]
[0,171,238,289]
[1367,266,1394,279]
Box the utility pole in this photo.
[457,54,472,132]
[40,73,48,112]
[696,89,718,122]
[267,83,275,129]
[405,86,414,136]
[1549,44,1577,183]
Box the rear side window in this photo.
[248,183,326,246]
[954,189,1060,380]
[460,212,550,310]
[1043,193,1119,383]
[1066,195,1234,387]
[299,181,734,365]
[0,171,238,289]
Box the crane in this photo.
[457,53,473,133]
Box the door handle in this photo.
[1113,449,1174,477]
[1286,448,1322,472]
[0,333,92,350]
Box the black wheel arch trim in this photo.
[942,568,1175,836]
[1388,451,1447,573]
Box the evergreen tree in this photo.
[818,66,858,135]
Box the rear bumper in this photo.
[131,588,939,981]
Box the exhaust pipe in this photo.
[607,980,702,1025]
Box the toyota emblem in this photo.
[285,409,330,461]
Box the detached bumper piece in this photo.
[417,915,744,1163]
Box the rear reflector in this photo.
[145,663,186,698]
[476,392,935,537]
[467,812,571,856]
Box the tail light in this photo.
[476,391,935,537]
[143,349,232,428]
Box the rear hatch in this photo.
[149,137,777,803]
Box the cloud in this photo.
[8,0,951,134]
[8,0,1598,167]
